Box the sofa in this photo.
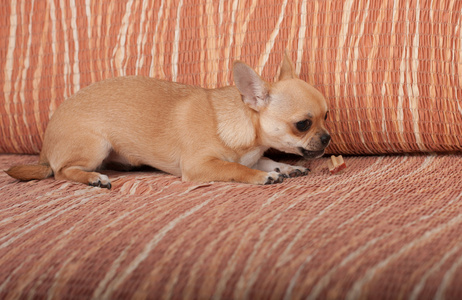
[1,0,461,299]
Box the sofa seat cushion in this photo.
[1,154,462,299]
[1,1,462,155]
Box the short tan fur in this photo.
[6,53,330,188]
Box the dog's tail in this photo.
[5,163,53,181]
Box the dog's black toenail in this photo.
[89,180,101,187]
[276,174,285,183]
[102,182,112,189]
[265,177,275,185]
[89,179,112,189]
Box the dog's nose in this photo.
[321,134,331,146]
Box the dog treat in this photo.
[327,155,346,174]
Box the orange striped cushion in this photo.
[1,153,462,298]
[1,0,461,154]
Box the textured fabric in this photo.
[1,154,462,299]
[0,0,461,155]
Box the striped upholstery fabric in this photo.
[2,154,462,299]
[1,0,461,155]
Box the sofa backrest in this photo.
[1,0,461,155]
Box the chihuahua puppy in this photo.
[6,53,330,188]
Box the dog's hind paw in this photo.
[89,174,112,189]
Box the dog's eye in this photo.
[296,119,312,132]
[324,112,329,120]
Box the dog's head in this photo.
[233,53,330,159]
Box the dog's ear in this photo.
[233,61,270,111]
[279,50,298,81]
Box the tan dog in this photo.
[6,54,330,188]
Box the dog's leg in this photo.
[253,157,310,178]
[182,158,285,185]
[51,137,112,189]
[56,167,112,189]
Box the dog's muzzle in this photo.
[299,133,331,159]
[298,148,325,159]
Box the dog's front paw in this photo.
[264,171,285,185]
[274,166,310,178]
